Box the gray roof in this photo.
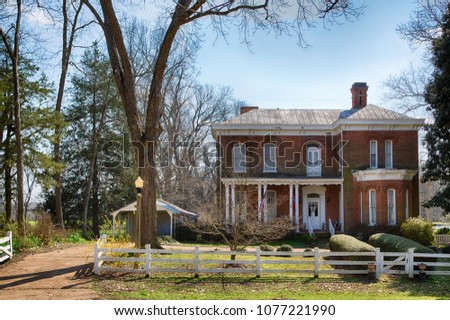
[219,104,415,126]
[111,199,197,218]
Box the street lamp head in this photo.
[135,176,144,194]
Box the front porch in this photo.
[221,177,345,234]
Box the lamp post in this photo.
[135,177,144,248]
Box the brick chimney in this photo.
[240,106,259,115]
[350,82,368,109]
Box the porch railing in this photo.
[307,218,314,236]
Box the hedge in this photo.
[328,234,375,268]
[329,234,375,253]
[368,233,435,254]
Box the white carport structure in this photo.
[111,199,197,241]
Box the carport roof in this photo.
[111,198,197,218]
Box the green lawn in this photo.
[94,274,450,300]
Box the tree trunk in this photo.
[92,155,100,238]
[4,163,12,224]
[138,140,161,248]
[81,154,95,238]
[3,127,13,224]
[11,1,24,236]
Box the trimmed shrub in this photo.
[259,244,274,252]
[368,233,435,253]
[276,244,293,252]
[329,234,375,253]
[328,234,375,270]
[436,227,450,235]
[400,218,434,246]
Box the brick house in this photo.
[211,83,424,234]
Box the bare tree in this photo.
[82,0,362,248]
[384,0,448,115]
[185,184,294,260]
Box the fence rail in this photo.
[0,231,13,263]
[436,234,450,245]
[93,238,450,279]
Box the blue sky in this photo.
[193,1,426,110]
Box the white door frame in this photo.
[302,185,326,230]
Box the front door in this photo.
[307,198,321,230]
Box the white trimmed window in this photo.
[267,190,277,222]
[233,143,246,173]
[306,146,321,177]
[370,140,378,169]
[385,140,393,169]
[368,189,376,226]
[263,143,277,172]
[387,189,396,225]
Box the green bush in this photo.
[400,218,434,246]
[368,233,435,253]
[436,227,450,235]
[276,244,293,252]
[259,244,274,251]
[329,234,375,252]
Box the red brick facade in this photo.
[213,84,423,234]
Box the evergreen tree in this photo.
[422,3,450,214]
[45,43,136,237]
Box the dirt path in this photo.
[0,244,100,300]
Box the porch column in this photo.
[289,184,293,225]
[295,184,299,233]
[225,183,230,224]
[263,184,268,223]
[340,182,344,232]
[257,184,262,222]
[231,183,236,224]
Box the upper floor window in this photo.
[385,140,393,169]
[370,140,378,169]
[368,189,376,226]
[387,189,396,225]
[263,143,277,172]
[307,145,321,177]
[233,143,246,173]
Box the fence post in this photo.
[145,244,151,278]
[7,231,12,257]
[256,247,261,278]
[408,248,414,279]
[375,248,382,280]
[314,247,320,278]
[194,247,200,278]
[94,242,99,275]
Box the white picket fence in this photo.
[436,234,450,245]
[94,238,450,279]
[0,231,13,263]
